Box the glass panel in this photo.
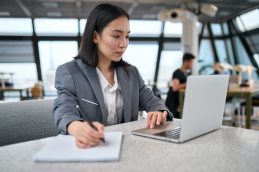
[226,39,235,65]
[254,54,259,66]
[240,9,259,31]
[80,19,87,35]
[0,41,34,63]
[123,42,158,83]
[198,22,202,34]
[250,34,259,45]
[198,40,215,75]
[0,63,37,86]
[211,24,222,36]
[202,24,209,37]
[235,37,252,65]
[234,36,258,80]
[164,22,182,37]
[222,23,229,35]
[255,45,259,54]
[34,18,78,36]
[0,18,33,35]
[246,37,256,54]
[163,42,181,51]
[236,17,246,32]
[129,20,162,37]
[38,41,78,95]
[215,40,227,63]
[157,50,183,89]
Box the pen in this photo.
[76,105,105,143]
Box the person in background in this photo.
[165,53,195,119]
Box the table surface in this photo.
[1,119,259,172]
[228,84,259,94]
[180,83,259,94]
[0,86,31,91]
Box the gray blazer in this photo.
[53,58,170,134]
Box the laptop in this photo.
[131,75,229,143]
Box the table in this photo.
[179,84,259,129]
[0,86,31,100]
[1,119,259,172]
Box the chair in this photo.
[0,99,58,146]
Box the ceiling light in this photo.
[0,11,10,16]
[42,2,58,8]
[47,12,62,17]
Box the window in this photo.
[123,42,158,83]
[157,50,183,89]
[215,40,227,63]
[0,18,33,35]
[211,24,222,36]
[80,19,87,35]
[34,18,78,36]
[226,39,235,65]
[234,37,258,79]
[222,23,229,35]
[249,34,259,53]
[234,37,252,65]
[202,24,209,36]
[198,40,215,75]
[129,20,162,37]
[236,17,246,32]
[240,9,259,31]
[0,63,37,86]
[164,22,182,37]
[254,54,259,66]
[38,41,78,95]
[0,41,34,63]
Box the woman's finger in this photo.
[76,136,90,148]
[150,113,157,128]
[83,134,101,146]
[76,140,87,148]
[83,122,103,140]
[162,111,167,123]
[92,122,104,135]
[78,124,102,145]
[156,112,162,125]
[146,112,153,128]
[147,112,152,122]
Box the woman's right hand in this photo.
[67,120,104,148]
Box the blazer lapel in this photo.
[75,59,108,125]
[116,67,132,122]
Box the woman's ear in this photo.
[93,31,98,44]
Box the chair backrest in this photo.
[0,99,58,146]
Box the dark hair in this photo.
[78,3,130,67]
[182,53,195,63]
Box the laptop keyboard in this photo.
[154,127,181,140]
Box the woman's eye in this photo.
[126,35,130,39]
[113,35,120,39]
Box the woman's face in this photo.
[94,16,130,63]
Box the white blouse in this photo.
[96,68,123,125]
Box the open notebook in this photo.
[32,132,123,162]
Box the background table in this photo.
[1,119,259,172]
[179,83,259,129]
[0,86,31,100]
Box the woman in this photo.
[53,3,172,148]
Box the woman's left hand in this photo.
[146,111,168,129]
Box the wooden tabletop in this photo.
[180,83,259,94]
[0,86,32,91]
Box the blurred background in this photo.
[0,0,259,129]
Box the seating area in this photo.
[0,99,58,146]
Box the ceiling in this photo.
[0,0,259,23]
